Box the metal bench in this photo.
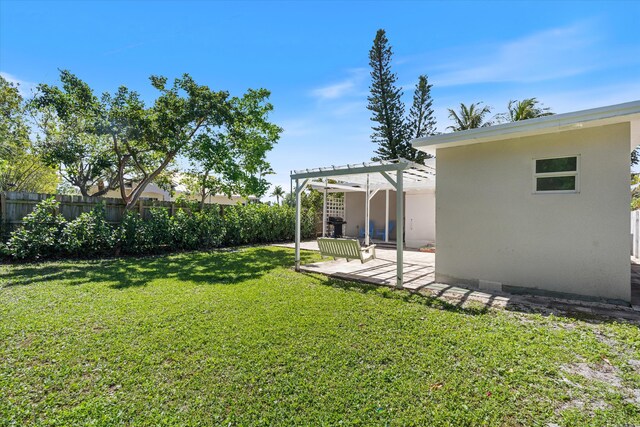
[317,237,376,263]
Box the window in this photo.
[533,155,579,193]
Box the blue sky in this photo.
[1,0,639,199]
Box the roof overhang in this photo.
[412,100,640,155]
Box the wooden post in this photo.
[0,192,5,222]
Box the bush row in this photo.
[2,198,316,260]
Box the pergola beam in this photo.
[291,162,408,180]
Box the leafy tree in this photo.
[284,187,323,212]
[447,102,492,131]
[271,185,285,205]
[367,29,409,162]
[31,71,120,197]
[0,149,59,193]
[34,71,280,212]
[0,76,59,193]
[0,76,29,164]
[406,75,436,162]
[632,147,639,166]
[180,170,224,210]
[497,98,553,122]
[185,87,279,208]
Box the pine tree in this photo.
[367,29,407,162]
[405,75,436,162]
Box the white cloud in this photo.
[430,21,631,87]
[310,68,368,100]
[0,71,36,96]
[311,80,355,100]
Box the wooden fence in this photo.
[0,191,195,234]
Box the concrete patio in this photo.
[276,241,640,322]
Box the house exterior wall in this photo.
[405,189,436,248]
[344,191,398,239]
[434,123,631,303]
[344,189,436,247]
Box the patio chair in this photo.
[358,220,374,239]
[317,237,376,263]
[374,220,395,241]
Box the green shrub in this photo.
[62,204,115,257]
[5,198,66,259]
[192,208,225,249]
[171,208,200,250]
[4,198,317,261]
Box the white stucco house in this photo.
[412,101,640,304]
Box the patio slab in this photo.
[275,241,640,322]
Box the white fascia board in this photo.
[412,100,640,155]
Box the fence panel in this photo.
[0,191,196,235]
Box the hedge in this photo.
[1,198,316,261]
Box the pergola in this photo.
[290,159,435,288]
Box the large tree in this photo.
[34,71,281,212]
[367,29,409,162]
[447,102,492,131]
[406,75,436,163]
[31,71,120,197]
[185,87,279,209]
[1,75,30,168]
[0,76,58,193]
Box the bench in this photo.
[317,238,376,263]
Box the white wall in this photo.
[434,123,631,303]
[344,189,435,247]
[345,191,398,239]
[406,190,436,248]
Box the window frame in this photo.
[532,155,580,194]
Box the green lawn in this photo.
[1,246,639,426]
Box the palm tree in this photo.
[271,185,285,205]
[500,98,553,122]
[447,102,492,131]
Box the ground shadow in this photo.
[1,247,320,289]
[300,272,490,317]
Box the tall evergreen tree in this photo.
[367,29,407,162]
[406,75,436,162]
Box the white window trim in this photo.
[532,155,580,194]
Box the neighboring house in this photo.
[412,101,640,304]
[93,178,255,205]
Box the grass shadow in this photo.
[1,247,320,290]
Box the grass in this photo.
[1,246,639,426]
